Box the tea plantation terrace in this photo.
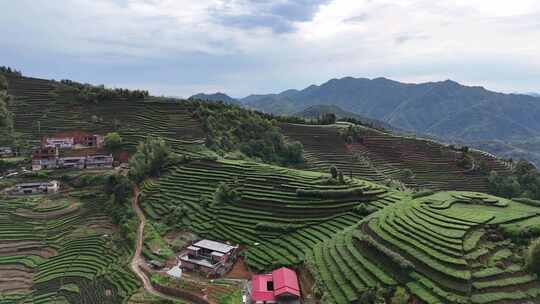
[140,159,405,271]
[307,191,540,303]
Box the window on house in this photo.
[267,281,274,291]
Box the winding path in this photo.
[129,186,180,301]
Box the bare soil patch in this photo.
[224,257,252,280]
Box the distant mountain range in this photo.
[527,92,540,98]
[190,77,540,165]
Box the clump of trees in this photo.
[456,151,474,170]
[0,66,22,76]
[340,124,364,144]
[103,173,138,245]
[0,74,14,145]
[128,137,172,183]
[213,182,242,206]
[488,160,540,199]
[318,113,336,125]
[58,79,149,103]
[104,132,123,155]
[105,173,132,204]
[195,102,304,166]
[327,165,346,184]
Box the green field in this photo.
[306,191,540,303]
[0,185,139,303]
[140,158,405,271]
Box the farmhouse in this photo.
[9,180,60,195]
[44,137,74,149]
[58,157,86,169]
[85,154,114,169]
[43,132,104,149]
[0,147,15,158]
[32,147,59,171]
[250,267,301,304]
[179,239,239,277]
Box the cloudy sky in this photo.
[2,0,539,97]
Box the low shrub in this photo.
[526,238,540,275]
[296,187,364,198]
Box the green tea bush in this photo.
[296,187,364,199]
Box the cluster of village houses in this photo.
[3,132,114,195]
[165,239,301,304]
[31,133,113,171]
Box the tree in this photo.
[0,75,7,91]
[330,165,339,179]
[105,173,132,204]
[338,171,345,184]
[213,182,241,206]
[401,169,414,180]
[320,113,336,125]
[526,238,540,275]
[488,171,521,198]
[0,78,14,145]
[128,137,171,183]
[282,141,304,165]
[478,160,489,174]
[390,287,409,304]
[104,132,123,153]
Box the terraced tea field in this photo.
[281,123,511,192]
[307,191,540,303]
[4,74,205,154]
[140,159,406,271]
[0,188,139,303]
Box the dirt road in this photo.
[129,186,180,301]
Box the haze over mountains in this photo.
[191,76,540,165]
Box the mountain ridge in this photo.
[229,76,540,141]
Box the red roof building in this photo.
[250,267,301,304]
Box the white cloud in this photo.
[1,0,539,96]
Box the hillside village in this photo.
[2,68,540,304]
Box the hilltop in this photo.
[196,76,540,165]
[188,92,240,105]
[293,105,394,131]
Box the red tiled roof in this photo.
[272,267,300,298]
[251,267,300,302]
